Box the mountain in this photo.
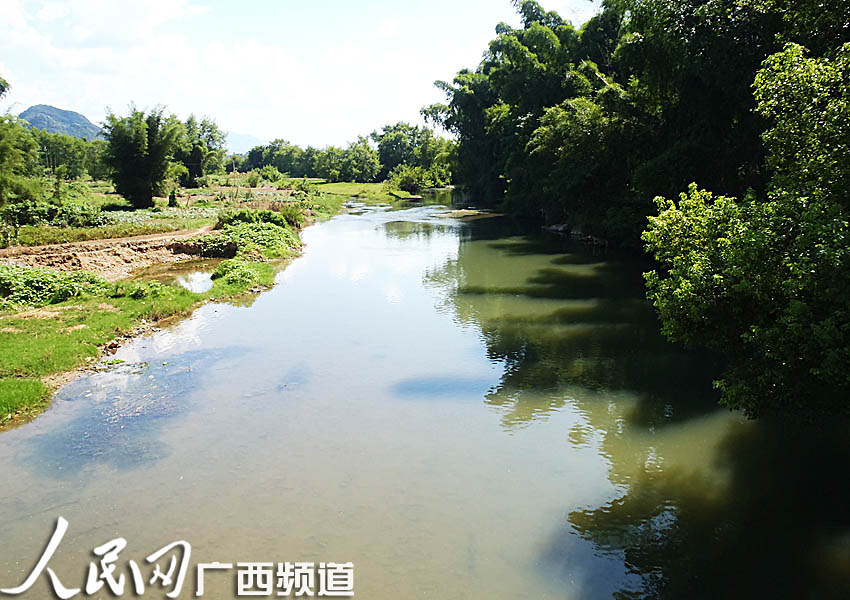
[18,104,102,140]
[226,131,265,155]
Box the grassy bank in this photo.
[0,195,346,428]
[0,259,279,427]
[317,182,413,203]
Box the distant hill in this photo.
[18,104,102,140]
[226,131,265,155]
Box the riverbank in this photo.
[0,226,213,280]
[0,195,347,430]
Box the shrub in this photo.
[51,202,103,227]
[212,259,260,286]
[388,164,433,193]
[260,165,283,185]
[119,280,174,300]
[217,207,303,229]
[245,170,261,188]
[0,264,110,307]
[0,199,58,228]
[217,209,288,229]
[198,222,300,259]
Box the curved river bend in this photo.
[1,202,848,598]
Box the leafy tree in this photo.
[102,107,182,208]
[340,137,380,183]
[0,117,41,207]
[174,115,226,186]
[313,146,345,183]
[372,122,420,180]
[644,43,850,417]
[31,130,88,180]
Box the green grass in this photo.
[303,193,345,220]
[13,218,215,246]
[0,209,308,425]
[317,182,412,202]
[0,262,281,426]
[0,379,49,417]
[0,183,349,425]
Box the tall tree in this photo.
[0,117,40,207]
[644,43,850,417]
[102,107,182,208]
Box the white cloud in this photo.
[35,2,70,21]
[371,16,402,40]
[0,0,599,146]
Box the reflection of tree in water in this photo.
[383,220,453,241]
[562,421,850,598]
[425,216,720,431]
[426,217,850,597]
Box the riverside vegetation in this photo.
[428,0,850,419]
[0,72,460,424]
[0,190,345,426]
[2,0,850,424]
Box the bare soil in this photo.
[0,227,213,281]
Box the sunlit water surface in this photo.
[1,201,848,599]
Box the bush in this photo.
[0,264,110,307]
[168,188,179,208]
[51,202,103,227]
[217,209,287,229]
[212,259,260,286]
[260,165,284,185]
[118,280,174,300]
[0,199,58,228]
[388,164,433,193]
[198,222,300,259]
[245,171,261,188]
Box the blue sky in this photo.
[0,0,599,149]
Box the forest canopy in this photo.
[429,0,850,417]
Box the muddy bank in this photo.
[0,226,212,280]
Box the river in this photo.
[1,199,848,599]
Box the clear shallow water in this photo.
[133,258,221,293]
[1,203,849,599]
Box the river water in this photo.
[1,201,848,599]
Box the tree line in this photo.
[0,98,230,209]
[429,0,850,417]
[235,122,456,191]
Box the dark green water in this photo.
[0,201,848,598]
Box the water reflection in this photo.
[429,216,850,598]
[1,206,848,599]
[426,217,721,431]
[20,346,250,478]
[133,258,221,293]
[565,420,850,598]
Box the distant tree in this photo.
[341,137,380,183]
[0,76,8,99]
[102,107,182,208]
[313,147,346,182]
[174,114,226,186]
[0,117,41,207]
[83,139,110,180]
[371,122,420,179]
[31,130,88,180]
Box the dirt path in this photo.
[0,226,214,281]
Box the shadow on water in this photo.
[20,346,251,479]
[390,376,497,400]
[383,221,454,241]
[424,215,850,597]
[554,418,850,599]
[426,216,722,432]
